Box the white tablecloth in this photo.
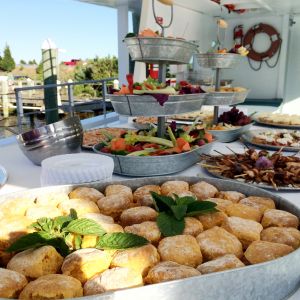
[0,131,299,299]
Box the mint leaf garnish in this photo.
[175,196,196,206]
[150,192,174,212]
[186,201,218,216]
[171,205,187,220]
[156,212,185,236]
[96,233,149,250]
[65,218,106,236]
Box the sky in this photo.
[0,0,128,63]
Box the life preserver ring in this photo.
[243,23,281,61]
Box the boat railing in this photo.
[13,78,118,133]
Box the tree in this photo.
[20,59,26,65]
[36,61,43,80]
[0,45,16,72]
[28,59,37,65]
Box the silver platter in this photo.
[241,129,300,152]
[253,117,300,129]
[0,176,299,300]
[0,165,8,187]
[93,143,214,176]
[208,122,253,143]
[202,162,300,191]
[196,53,244,69]
[124,37,198,64]
[205,89,249,106]
[109,93,207,117]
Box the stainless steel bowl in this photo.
[16,116,83,165]
[196,53,244,69]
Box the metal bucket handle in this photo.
[152,0,174,37]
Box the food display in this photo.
[201,149,300,190]
[0,178,299,299]
[255,113,300,127]
[252,130,300,147]
[82,128,135,149]
[96,126,213,156]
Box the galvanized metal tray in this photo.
[93,142,214,176]
[124,37,198,64]
[196,53,244,69]
[202,161,300,191]
[0,176,299,300]
[109,93,207,117]
[253,117,300,129]
[205,89,249,106]
[208,122,253,143]
[241,129,300,152]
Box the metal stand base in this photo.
[213,68,221,125]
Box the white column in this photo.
[117,3,129,85]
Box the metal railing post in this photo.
[102,80,107,118]
[67,83,75,117]
[15,89,24,133]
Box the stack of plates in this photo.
[40,153,114,186]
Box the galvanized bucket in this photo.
[109,93,208,117]
[196,53,244,69]
[205,89,249,106]
[93,142,214,176]
[124,37,198,64]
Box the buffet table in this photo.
[0,121,299,299]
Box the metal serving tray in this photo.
[196,53,243,69]
[109,93,207,117]
[0,176,299,300]
[93,143,214,176]
[208,122,253,143]
[124,37,198,64]
[205,89,249,106]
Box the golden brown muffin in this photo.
[190,181,218,200]
[19,274,83,299]
[120,206,158,226]
[0,268,28,298]
[216,191,245,203]
[83,267,143,295]
[261,227,300,249]
[0,216,33,250]
[61,248,112,284]
[196,226,243,261]
[239,196,276,214]
[124,221,161,244]
[69,187,104,203]
[207,198,233,212]
[7,246,63,279]
[226,203,262,222]
[35,193,69,207]
[145,261,200,284]
[105,185,133,202]
[133,185,161,206]
[244,241,294,264]
[110,244,159,277]
[158,235,202,267]
[58,199,100,216]
[97,194,131,218]
[198,211,228,230]
[160,181,189,196]
[183,217,204,236]
[0,197,35,217]
[25,205,62,220]
[222,216,263,249]
[197,254,245,274]
[261,209,299,228]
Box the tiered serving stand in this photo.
[104,0,249,176]
[196,52,249,124]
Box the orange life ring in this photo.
[243,23,281,61]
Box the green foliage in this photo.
[36,61,43,80]
[0,45,16,72]
[74,56,118,81]
[28,59,37,65]
[20,59,26,65]
[73,84,96,97]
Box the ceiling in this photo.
[78,0,300,16]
